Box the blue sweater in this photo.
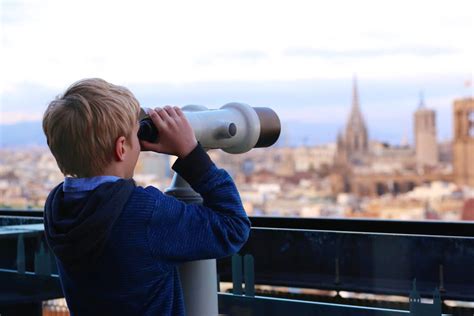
[44,144,251,315]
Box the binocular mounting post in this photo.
[165,172,219,316]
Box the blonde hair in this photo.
[43,78,141,177]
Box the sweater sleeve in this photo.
[146,143,251,264]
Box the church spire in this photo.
[347,75,366,129]
[343,75,369,160]
[352,75,360,112]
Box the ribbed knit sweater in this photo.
[44,144,251,315]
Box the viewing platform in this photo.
[0,209,473,315]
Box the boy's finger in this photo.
[143,139,166,154]
[140,139,164,152]
[174,107,184,117]
[140,139,150,147]
[165,106,178,118]
[157,107,171,121]
[139,139,154,151]
[149,108,165,127]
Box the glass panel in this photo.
[0,216,63,314]
[218,226,474,314]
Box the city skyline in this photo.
[1,97,473,223]
[0,76,468,148]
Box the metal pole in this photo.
[165,173,219,316]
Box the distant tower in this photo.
[453,97,474,186]
[414,93,438,167]
[344,76,369,163]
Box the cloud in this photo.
[284,47,458,59]
[1,112,44,125]
[1,0,472,88]
[1,82,57,105]
[0,0,29,24]
[0,82,57,124]
[195,51,268,66]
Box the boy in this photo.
[42,78,251,315]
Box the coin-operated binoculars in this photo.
[139,103,281,316]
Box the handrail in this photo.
[250,216,474,237]
[2,210,474,237]
[0,209,43,218]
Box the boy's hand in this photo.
[140,106,198,159]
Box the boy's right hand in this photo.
[140,106,198,159]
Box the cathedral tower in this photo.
[414,93,438,167]
[344,77,369,163]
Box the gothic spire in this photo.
[347,75,366,129]
[352,75,360,113]
[344,75,369,158]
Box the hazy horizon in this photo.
[1,75,469,148]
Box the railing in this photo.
[1,210,473,315]
[218,217,474,300]
[217,217,474,315]
[0,212,62,316]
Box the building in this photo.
[336,77,369,165]
[453,97,474,186]
[293,144,336,172]
[414,94,438,167]
[332,79,451,197]
[462,198,474,220]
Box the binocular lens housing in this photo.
[138,119,241,144]
[137,104,280,152]
[253,107,281,148]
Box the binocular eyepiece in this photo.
[138,119,159,143]
[138,103,281,154]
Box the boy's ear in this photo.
[114,136,127,161]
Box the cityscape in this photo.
[1,79,473,223]
[1,1,473,315]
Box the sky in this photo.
[1,0,473,145]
